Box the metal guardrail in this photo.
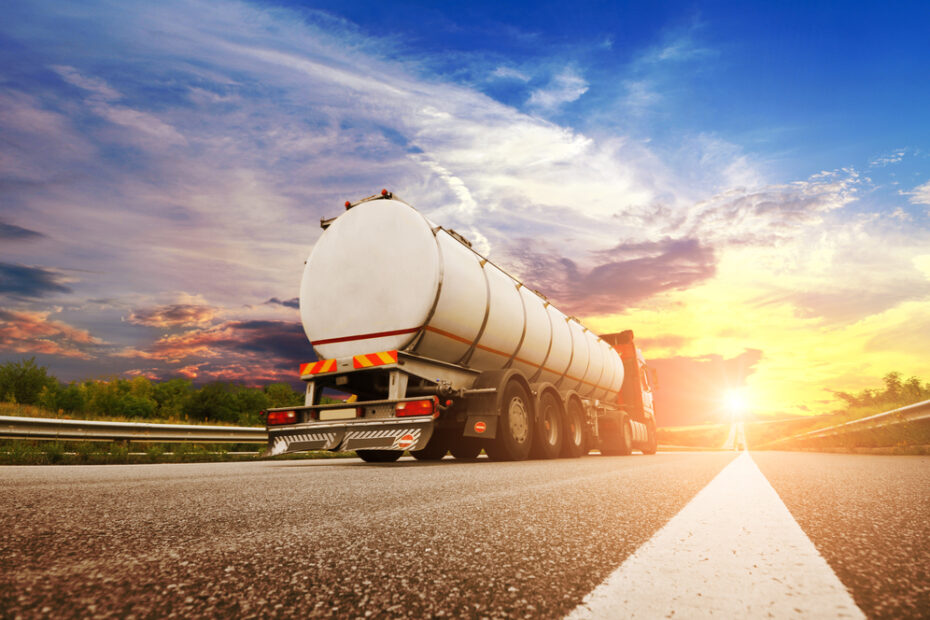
[0,416,267,443]
[780,399,930,443]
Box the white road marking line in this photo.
[567,452,865,619]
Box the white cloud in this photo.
[622,79,661,113]
[491,66,530,81]
[869,148,906,167]
[905,180,930,206]
[526,68,589,110]
[50,65,121,100]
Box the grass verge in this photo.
[0,439,357,465]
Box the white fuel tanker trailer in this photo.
[263,190,659,462]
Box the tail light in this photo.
[395,398,437,417]
[267,410,297,425]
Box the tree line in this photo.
[834,372,930,409]
[0,358,302,427]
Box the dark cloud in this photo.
[0,221,44,241]
[128,303,216,327]
[649,349,763,426]
[508,238,716,316]
[223,320,310,368]
[0,262,71,298]
[265,297,299,309]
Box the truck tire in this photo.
[450,437,482,460]
[411,433,448,461]
[561,398,586,458]
[600,414,633,456]
[618,416,634,456]
[486,379,534,461]
[642,419,658,455]
[530,391,563,459]
[357,450,402,463]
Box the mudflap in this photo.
[463,415,498,439]
[268,418,436,456]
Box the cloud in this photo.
[0,309,100,359]
[0,262,71,298]
[905,180,930,206]
[50,64,121,101]
[678,169,861,245]
[0,220,44,241]
[50,64,187,147]
[265,297,299,309]
[128,303,217,327]
[507,237,716,315]
[622,79,662,113]
[491,66,530,81]
[869,149,906,167]
[120,319,312,383]
[527,68,589,110]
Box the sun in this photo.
[724,388,749,420]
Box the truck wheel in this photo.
[486,379,534,461]
[600,415,633,456]
[561,398,586,458]
[357,450,402,463]
[642,419,658,455]
[411,433,448,461]
[618,416,634,456]
[450,437,482,460]
[530,391,563,459]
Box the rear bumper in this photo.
[268,417,436,455]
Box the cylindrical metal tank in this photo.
[300,198,624,400]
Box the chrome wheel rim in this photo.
[508,397,529,443]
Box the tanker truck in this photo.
[263,190,659,462]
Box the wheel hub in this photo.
[508,397,529,443]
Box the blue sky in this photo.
[1,0,929,422]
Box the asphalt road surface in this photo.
[1,451,927,618]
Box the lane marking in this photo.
[567,452,865,619]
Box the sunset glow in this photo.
[1,1,928,426]
[725,389,748,420]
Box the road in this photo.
[1,451,927,618]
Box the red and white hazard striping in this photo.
[270,432,337,456]
[343,428,422,449]
[567,451,865,619]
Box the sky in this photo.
[1,0,929,425]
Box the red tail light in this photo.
[395,398,436,417]
[267,410,297,425]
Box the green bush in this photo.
[117,393,157,419]
[0,358,56,405]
